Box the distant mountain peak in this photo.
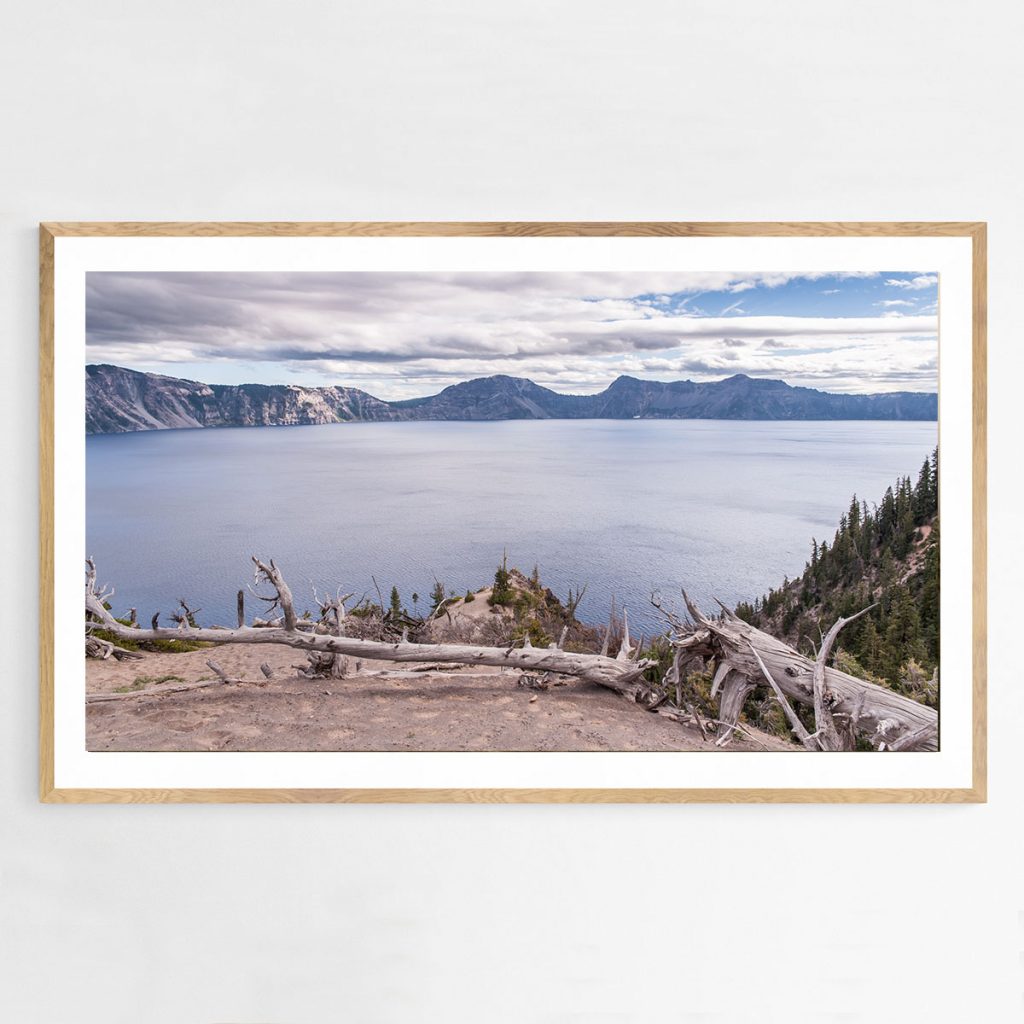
[85,364,938,434]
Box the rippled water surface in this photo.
[87,419,937,631]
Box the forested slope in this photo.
[736,449,939,706]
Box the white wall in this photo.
[1,2,1019,1021]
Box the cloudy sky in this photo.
[85,270,938,399]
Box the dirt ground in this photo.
[85,642,797,753]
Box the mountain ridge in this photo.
[85,364,938,434]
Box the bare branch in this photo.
[710,660,731,699]
[812,604,878,751]
[616,607,633,661]
[750,645,820,751]
[252,556,297,632]
[681,590,713,628]
[887,720,939,752]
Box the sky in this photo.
[85,270,939,399]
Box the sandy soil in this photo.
[85,642,797,753]
[423,586,510,638]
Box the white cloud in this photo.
[885,274,938,290]
[724,271,878,293]
[876,299,915,307]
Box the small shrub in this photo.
[350,604,379,619]
[833,649,887,687]
[511,591,542,617]
[641,637,676,685]
[90,629,210,654]
[898,658,938,708]
[512,617,551,648]
[114,673,184,694]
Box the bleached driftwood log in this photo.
[659,593,938,751]
[85,557,655,697]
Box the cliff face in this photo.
[85,364,401,434]
[85,365,939,434]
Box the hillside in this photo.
[86,364,938,434]
[736,448,940,705]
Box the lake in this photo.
[86,419,937,633]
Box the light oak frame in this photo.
[39,221,987,803]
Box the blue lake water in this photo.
[86,419,937,633]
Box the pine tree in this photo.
[914,457,934,521]
[389,585,402,619]
[882,586,925,686]
[879,486,896,538]
[848,495,861,535]
[858,618,883,675]
[918,522,940,663]
[490,551,513,606]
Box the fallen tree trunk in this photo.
[84,620,653,695]
[669,595,938,751]
[85,557,654,697]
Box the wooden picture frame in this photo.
[40,221,986,802]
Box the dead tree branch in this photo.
[671,593,936,751]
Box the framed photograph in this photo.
[40,221,986,802]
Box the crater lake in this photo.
[86,419,938,632]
